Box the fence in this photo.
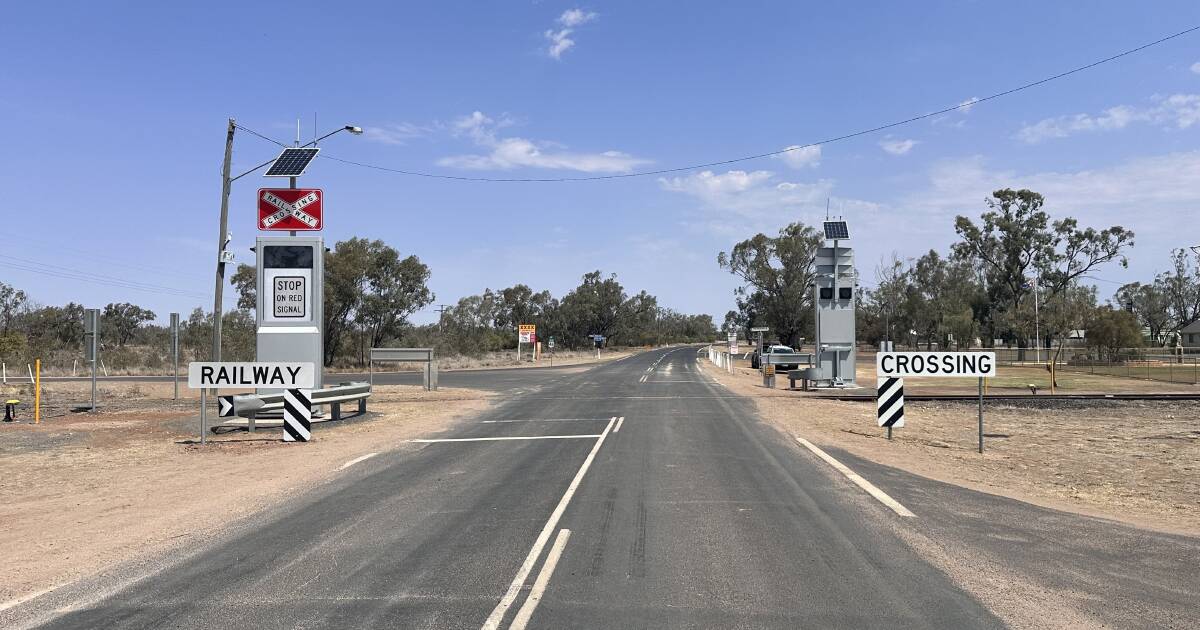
[858,344,1200,385]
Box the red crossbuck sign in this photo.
[258,188,323,231]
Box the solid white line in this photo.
[508,528,572,630]
[0,584,63,613]
[481,417,615,629]
[411,435,602,443]
[481,418,605,423]
[338,452,378,470]
[613,416,625,433]
[794,437,916,518]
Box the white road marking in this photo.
[508,528,572,630]
[794,437,916,518]
[0,584,63,612]
[481,418,606,423]
[411,435,602,443]
[481,417,615,629]
[638,375,647,383]
[613,416,625,433]
[338,452,378,470]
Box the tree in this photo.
[102,302,156,346]
[1158,248,1200,337]
[1040,283,1098,385]
[0,282,27,335]
[558,271,627,346]
[1114,281,1171,344]
[231,263,257,312]
[1087,306,1143,361]
[953,189,1134,341]
[718,222,822,347]
[356,249,434,352]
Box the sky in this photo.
[3,1,1200,325]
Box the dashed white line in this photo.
[794,437,916,518]
[508,528,572,630]
[338,452,378,470]
[613,416,625,433]
[411,435,602,443]
[480,417,615,629]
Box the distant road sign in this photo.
[519,324,536,344]
[187,362,316,389]
[258,188,323,231]
[750,326,769,332]
[876,352,997,378]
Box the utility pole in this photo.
[436,305,448,329]
[211,118,235,362]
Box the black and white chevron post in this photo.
[876,376,905,431]
[218,395,236,418]
[282,388,312,442]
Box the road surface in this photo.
[13,347,1197,628]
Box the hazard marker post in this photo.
[876,352,997,452]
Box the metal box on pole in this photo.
[812,222,857,386]
[255,236,325,391]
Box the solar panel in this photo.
[265,147,320,177]
[823,220,849,240]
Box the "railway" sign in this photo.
[258,188,323,231]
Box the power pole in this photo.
[211,118,236,362]
[436,304,448,329]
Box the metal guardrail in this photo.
[763,352,814,367]
[369,347,437,390]
[219,382,372,431]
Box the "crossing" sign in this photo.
[258,188,323,231]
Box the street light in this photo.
[210,120,361,363]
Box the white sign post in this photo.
[876,352,997,452]
[187,362,316,444]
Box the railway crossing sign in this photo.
[875,351,996,452]
[258,188,324,231]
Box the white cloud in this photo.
[1016,94,1200,143]
[958,96,980,113]
[545,8,598,59]
[659,169,880,237]
[362,122,430,145]
[879,138,918,155]
[437,111,650,173]
[558,8,597,27]
[1191,61,1200,74]
[774,144,821,169]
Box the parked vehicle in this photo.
[751,345,799,370]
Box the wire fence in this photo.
[855,345,1200,385]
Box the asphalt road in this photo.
[14,347,1197,628]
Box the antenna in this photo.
[825,198,830,220]
[295,118,301,146]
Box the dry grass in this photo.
[0,382,492,604]
[702,360,1200,535]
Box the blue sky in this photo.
[3,1,1200,324]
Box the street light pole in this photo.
[211,118,235,362]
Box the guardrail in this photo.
[218,381,372,431]
[370,347,437,391]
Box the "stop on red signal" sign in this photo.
[258,188,323,231]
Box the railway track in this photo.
[812,392,1200,402]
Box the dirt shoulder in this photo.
[701,361,1200,536]
[0,382,492,605]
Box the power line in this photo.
[234,24,1200,183]
[0,255,209,300]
